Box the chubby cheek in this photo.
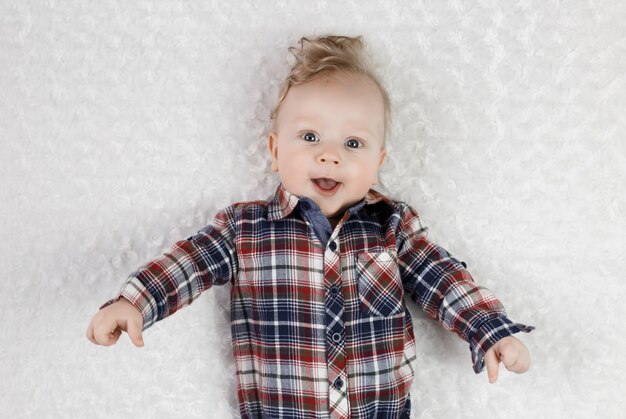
[277,154,309,188]
[280,153,304,175]
[348,159,379,185]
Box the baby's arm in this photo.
[396,204,534,378]
[86,297,144,347]
[86,205,239,346]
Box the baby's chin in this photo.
[318,201,355,219]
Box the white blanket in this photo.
[1,1,624,417]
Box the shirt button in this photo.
[333,377,344,389]
[331,332,342,343]
[330,286,339,295]
[329,241,337,252]
[300,201,311,211]
[378,252,391,262]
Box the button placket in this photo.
[323,236,349,418]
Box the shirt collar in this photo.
[267,184,301,221]
[267,183,397,221]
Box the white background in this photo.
[1,1,624,418]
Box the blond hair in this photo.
[270,35,391,145]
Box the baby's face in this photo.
[269,72,387,219]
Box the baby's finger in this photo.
[86,320,97,345]
[501,348,519,371]
[110,327,122,344]
[94,321,120,346]
[505,349,530,374]
[484,348,500,384]
[126,318,144,348]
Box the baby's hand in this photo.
[484,336,530,383]
[86,297,144,347]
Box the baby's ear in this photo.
[373,148,387,185]
[378,148,387,168]
[268,133,279,172]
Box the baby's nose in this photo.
[317,147,341,166]
[318,155,341,166]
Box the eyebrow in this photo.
[293,118,377,138]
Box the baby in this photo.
[87,35,534,418]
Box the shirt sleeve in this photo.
[395,203,534,373]
[99,205,239,331]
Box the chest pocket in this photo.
[356,251,404,317]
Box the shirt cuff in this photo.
[469,316,535,374]
[97,276,159,331]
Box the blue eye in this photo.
[303,132,318,142]
[346,139,361,148]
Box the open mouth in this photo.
[312,178,342,196]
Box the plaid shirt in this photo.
[102,184,534,418]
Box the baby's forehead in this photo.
[298,72,382,98]
[275,72,386,140]
[284,76,384,115]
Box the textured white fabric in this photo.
[1,1,624,418]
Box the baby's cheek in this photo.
[354,162,380,185]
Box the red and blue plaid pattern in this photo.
[102,184,533,418]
